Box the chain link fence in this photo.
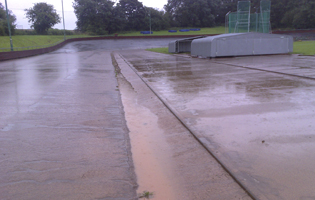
[225,0,271,34]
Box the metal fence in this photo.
[226,0,271,34]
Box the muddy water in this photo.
[114,53,252,200]
[119,50,315,200]
[118,75,177,199]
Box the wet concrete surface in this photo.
[0,49,138,199]
[0,38,211,200]
[114,53,251,199]
[53,38,180,54]
[2,37,314,200]
[119,50,315,200]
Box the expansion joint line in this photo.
[214,61,315,81]
[116,53,258,200]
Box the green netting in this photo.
[237,1,251,12]
[236,1,251,32]
[227,0,271,34]
[259,0,271,33]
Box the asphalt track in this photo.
[1,38,315,200]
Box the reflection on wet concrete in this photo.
[54,38,180,53]
[0,46,138,199]
[115,53,252,199]
[119,50,315,200]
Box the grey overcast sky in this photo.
[1,0,168,30]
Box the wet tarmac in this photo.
[0,48,139,199]
[0,38,214,200]
[119,50,315,200]
[1,37,314,200]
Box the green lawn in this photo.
[0,35,66,49]
[1,29,314,56]
[293,41,315,56]
[0,27,225,51]
[120,27,225,36]
[146,47,170,54]
[0,35,92,50]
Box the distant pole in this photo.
[5,0,13,51]
[61,0,66,40]
[149,8,151,35]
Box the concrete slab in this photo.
[114,53,252,200]
[0,38,252,200]
[119,50,315,200]
[0,50,137,199]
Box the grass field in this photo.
[0,35,93,50]
[0,35,65,49]
[146,47,171,54]
[293,41,315,55]
[0,28,314,56]
[120,27,225,36]
[0,27,225,51]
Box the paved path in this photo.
[3,38,314,200]
[0,38,190,200]
[119,50,315,200]
[114,53,252,200]
[0,50,137,199]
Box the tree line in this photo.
[0,0,314,36]
[73,0,170,34]
[0,3,16,36]
[74,0,315,34]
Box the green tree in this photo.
[25,3,61,34]
[0,2,16,36]
[118,0,146,31]
[108,4,126,34]
[164,0,221,27]
[144,7,170,31]
[270,0,315,29]
[73,0,114,35]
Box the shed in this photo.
[191,32,293,58]
[168,36,206,53]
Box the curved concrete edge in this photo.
[0,34,218,62]
[272,29,315,34]
[0,29,311,62]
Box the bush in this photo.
[15,28,74,35]
[0,23,5,36]
[47,28,74,35]
[15,29,37,35]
